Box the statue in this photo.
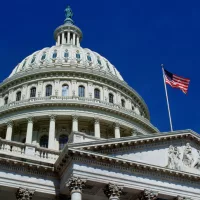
[167,145,181,170]
[64,5,74,23]
[182,143,194,167]
[194,150,200,170]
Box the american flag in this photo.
[164,69,190,94]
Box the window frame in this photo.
[62,84,69,97]
[94,88,100,99]
[109,93,114,103]
[78,85,85,97]
[30,87,36,98]
[16,91,21,101]
[46,85,52,97]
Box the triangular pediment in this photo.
[69,129,200,176]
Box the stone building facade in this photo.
[0,5,199,200]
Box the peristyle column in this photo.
[6,121,13,140]
[66,176,86,200]
[77,37,80,47]
[114,123,120,138]
[72,115,78,132]
[94,118,100,138]
[62,32,66,44]
[57,35,61,46]
[25,117,33,144]
[73,33,76,45]
[48,115,56,149]
[104,183,123,200]
[67,31,70,44]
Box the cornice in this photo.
[69,130,199,151]
[63,148,200,183]
[0,97,158,133]
[0,67,150,119]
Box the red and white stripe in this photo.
[165,74,190,94]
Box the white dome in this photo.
[9,45,124,81]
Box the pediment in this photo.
[71,130,200,176]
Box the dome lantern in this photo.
[54,5,83,47]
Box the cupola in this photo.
[54,6,83,47]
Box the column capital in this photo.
[6,120,13,127]
[66,176,86,193]
[16,187,35,200]
[27,117,34,123]
[174,196,192,200]
[114,122,120,128]
[94,118,100,124]
[72,115,78,121]
[104,183,123,199]
[49,115,56,121]
[139,189,158,200]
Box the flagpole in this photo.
[161,64,173,132]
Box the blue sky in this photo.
[0,0,198,133]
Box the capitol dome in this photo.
[8,45,123,81]
[0,6,158,151]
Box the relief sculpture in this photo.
[182,143,194,167]
[167,143,200,174]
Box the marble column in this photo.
[73,33,76,45]
[62,32,66,44]
[48,115,56,149]
[77,37,80,47]
[104,183,123,200]
[67,32,70,44]
[94,118,100,138]
[57,35,61,46]
[72,115,78,132]
[25,117,33,144]
[114,123,120,138]
[16,187,35,200]
[6,121,13,140]
[138,189,158,200]
[66,176,86,200]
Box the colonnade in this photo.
[56,31,80,47]
[4,115,127,149]
[15,177,191,200]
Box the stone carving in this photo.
[104,183,123,199]
[166,143,200,174]
[66,176,86,192]
[194,150,200,169]
[138,189,158,200]
[16,188,35,200]
[182,143,194,167]
[167,145,181,170]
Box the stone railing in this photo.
[0,138,60,164]
[0,96,151,124]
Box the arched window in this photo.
[31,55,36,64]
[87,54,92,62]
[41,52,46,61]
[40,135,48,148]
[64,50,69,58]
[109,93,114,103]
[62,84,69,96]
[121,99,125,107]
[4,97,8,105]
[16,91,21,101]
[78,85,85,97]
[46,85,52,96]
[59,135,68,150]
[30,87,36,98]
[94,88,100,99]
[52,50,57,59]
